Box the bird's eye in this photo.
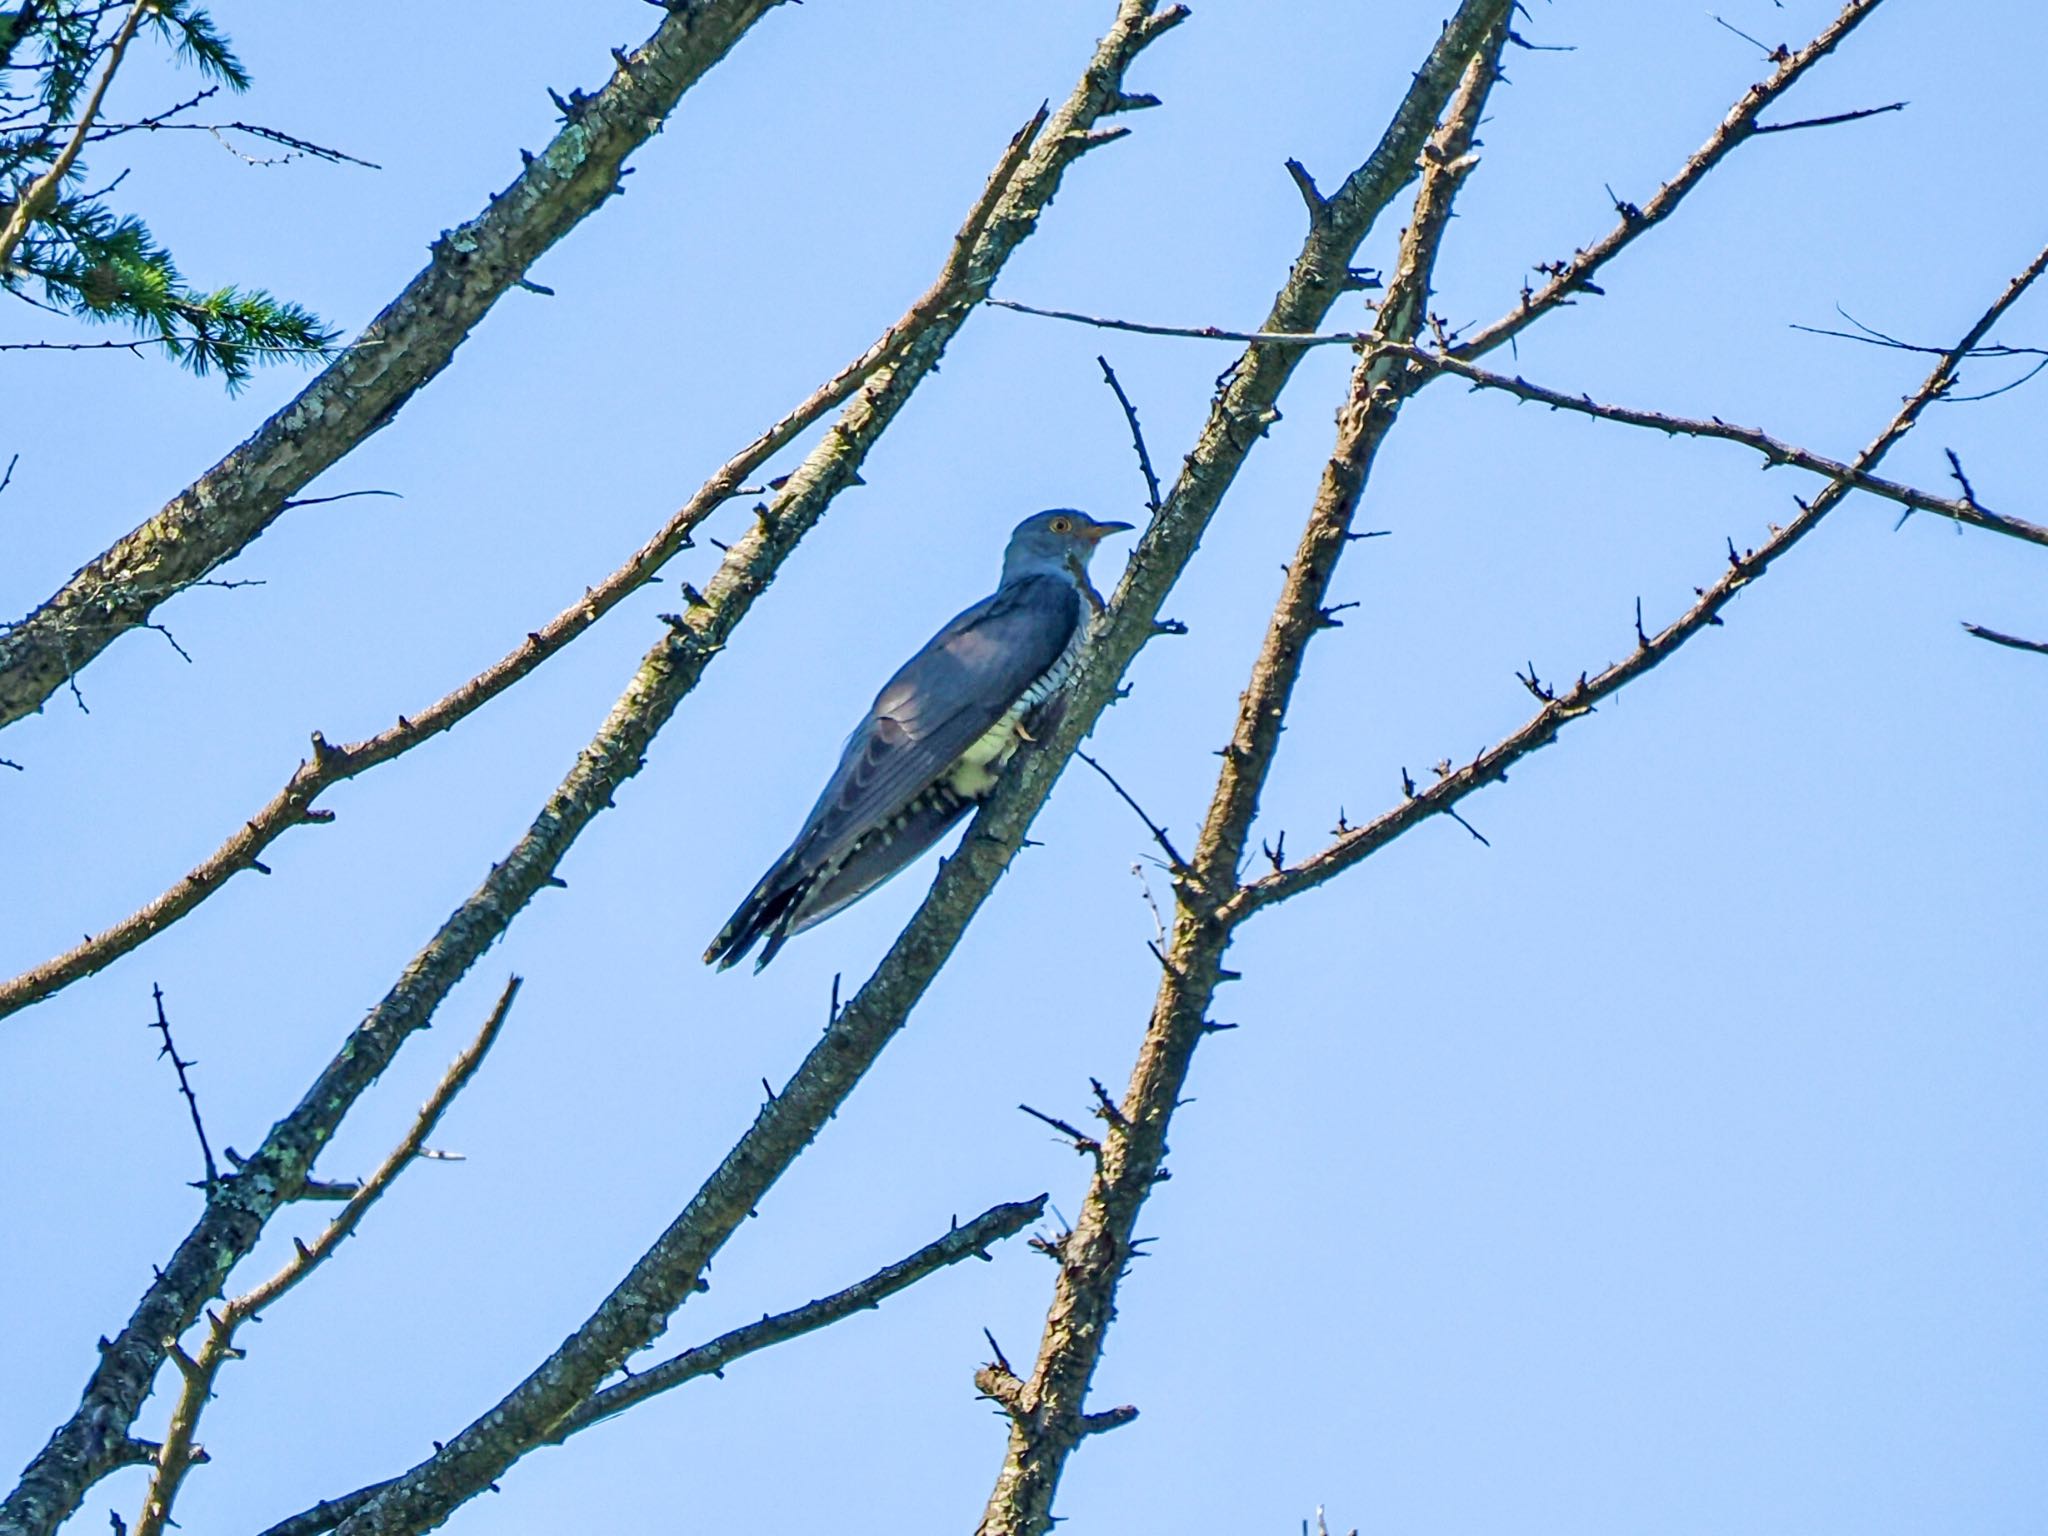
[1049,516,1073,534]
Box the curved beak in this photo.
[1079,518,1136,543]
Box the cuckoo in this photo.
[705,509,1133,971]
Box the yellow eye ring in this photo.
[1049,516,1074,534]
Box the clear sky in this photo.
[3,2,2044,1533]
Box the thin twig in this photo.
[147,984,216,1190]
[1388,345,2048,551]
[1075,749,1186,870]
[1960,623,2048,656]
[992,296,1355,348]
[0,336,360,359]
[1752,100,1905,134]
[1096,355,1163,513]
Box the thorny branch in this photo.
[975,20,1510,1534]
[146,983,216,1190]
[134,979,521,1536]
[986,309,2048,552]
[255,1198,1047,1536]
[0,9,1176,1530]
[1396,346,2048,550]
[1231,241,2048,917]
[1453,0,1888,360]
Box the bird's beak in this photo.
[1079,519,1136,543]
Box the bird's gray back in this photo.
[786,572,1083,875]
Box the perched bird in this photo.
[705,509,1133,971]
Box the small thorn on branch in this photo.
[1079,1404,1140,1436]
[1442,805,1491,847]
[1633,596,1650,649]
[1284,156,1326,221]
[1088,1077,1128,1129]
[1018,1102,1100,1158]
[982,1327,1015,1378]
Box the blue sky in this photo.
[3,2,2044,1533]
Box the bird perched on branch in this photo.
[706,509,1134,971]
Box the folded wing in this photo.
[705,572,1082,969]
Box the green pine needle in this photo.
[2,0,332,388]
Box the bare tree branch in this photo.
[1751,99,1906,134]
[134,978,521,1536]
[0,11,1177,1527]
[976,22,1510,1534]
[983,310,2048,552]
[1454,0,1889,360]
[1231,241,2048,917]
[254,1196,1046,1536]
[0,0,793,730]
[1394,346,2048,550]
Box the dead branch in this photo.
[134,979,519,1536]
[976,23,1510,1533]
[252,1196,1046,1536]
[145,984,217,1190]
[1230,241,2048,918]
[1393,346,2048,550]
[1454,0,1889,360]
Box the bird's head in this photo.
[1001,509,1135,585]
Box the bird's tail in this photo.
[703,854,813,972]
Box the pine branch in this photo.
[0,0,793,731]
[0,0,145,267]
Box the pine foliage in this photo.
[1,0,336,388]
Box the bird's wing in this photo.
[789,572,1082,872]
